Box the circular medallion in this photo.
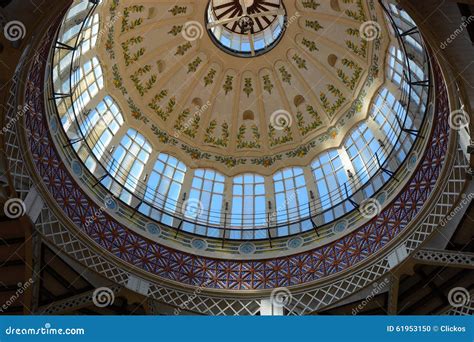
[146,223,162,236]
[407,152,419,172]
[377,191,388,205]
[49,116,58,134]
[239,242,256,255]
[287,236,304,249]
[103,195,119,213]
[333,220,348,233]
[71,160,83,177]
[191,238,209,251]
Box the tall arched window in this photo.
[80,13,100,55]
[372,87,402,147]
[140,154,187,225]
[386,44,427,143]
[273,167,309,235]
[387,3,416,26]
[54,13,100,87]
[57,57,104,131]
[230,174,266,238]
[312,150,353,222]
[102,129,152,204]
[387,46,405,86]
[386,3,423,52]
[76,96,124,172]
[186,169,225,233]
[65,1,90,21]
[344,122,392,198]
[344,123,383,185]
[60,25,81,45]
[388,46,425,87]
[371,87,415,163]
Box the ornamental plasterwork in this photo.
[97,0,389,175]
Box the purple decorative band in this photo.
[23,19,449,290]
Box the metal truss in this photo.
[414,249,474,269]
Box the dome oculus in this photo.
[207,0,287,57]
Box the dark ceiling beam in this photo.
[0,237,25,246]
[401,267,471,314]
[387,274,400,315]
[42,264,82,294]
[398,267,446,313]
[23,226,40,314]
[0,259,25,267]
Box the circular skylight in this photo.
[50,0,431,241]
[206,0,287,57]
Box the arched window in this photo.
[344,123,383,185]
[371,87,415,163]
[230,174,266,238]
[76,96,124,172]
[387,3,416,26]
[140,154,187,225]
[372,88,403,147]
[386,4,423,52]
[388,46,425,87]
[65,1,90,21]
[186,169,225,229]
[59,12,98,47]
[80,13,100,55]
[273,167,309,235]
[54,12,100,86]
[344,122,392,198]
[102,129,152,204]
[387,46,405,86]
[57,57,104,131]
[312,150,353,222]
[386,45,427,134]
[60,25,81,45]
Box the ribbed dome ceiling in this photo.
[97,0,389,175]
